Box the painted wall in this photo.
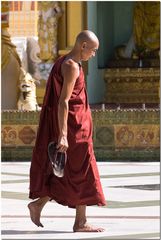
[113,2,134,47]
[87,1,105,103]
[86,2,97,103]
[87,1,135,103]
[97,1,114,69]
[97,1,135,68]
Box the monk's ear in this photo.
[82,42,87,49]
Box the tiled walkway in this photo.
[1,162,160,240]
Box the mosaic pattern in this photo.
[115,124,160,148]
[1,126,17,146]
[18,126,36,144]
[104,67,160,103]
[1,110,160,161]
[1,125,37,147]
[94,126,114,147]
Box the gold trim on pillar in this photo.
[58,1,87,56]
[67,1,84,47]
[58,2,67,51]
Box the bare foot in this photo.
[28,202,44,227]
[73,222,105,232]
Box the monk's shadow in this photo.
[2,230,73,235]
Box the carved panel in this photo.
[1,126,17,146]
[94,126,114,147]
[1,110,160,161]
[115,124,160,148]
[1,124,37,146]
[18,126,36,144]
[104,68,160,103]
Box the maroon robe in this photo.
[29,55,106,208]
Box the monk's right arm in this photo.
[57,61,79,152]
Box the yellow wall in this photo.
[58,1,87,55]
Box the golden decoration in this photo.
[1,1,10,28]
[38,2,62,62]
[133,2,160,51]
[104,68,160,103]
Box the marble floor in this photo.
[1,162,160,240]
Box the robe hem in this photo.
[29,192,106,209]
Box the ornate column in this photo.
[37,2,62,62]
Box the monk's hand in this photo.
[57,135,68,152]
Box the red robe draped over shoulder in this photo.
[29,55,106,208]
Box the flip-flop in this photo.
[48,141,67,177]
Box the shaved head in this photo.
[75,30,99,45]
[67,30,99,62]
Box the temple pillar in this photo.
[67,2,84,46]
[37,2,62,62]
[58,1,87,55]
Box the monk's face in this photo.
[80,40,99,61]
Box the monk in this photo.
[28,30,106,232]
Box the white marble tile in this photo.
[98,162,160,176]
[2,182,29,192]
[1,174,29,181]
[101,175,160,186]
[2,199,160,217]
[1,162,160,240]
[2,217,159,239]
